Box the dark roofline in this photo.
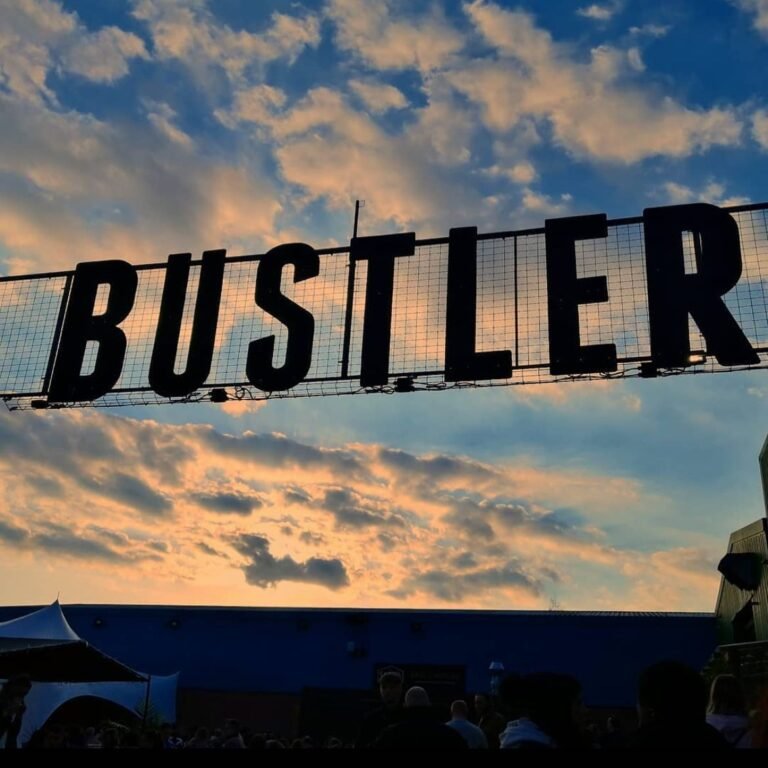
[0,604,714,619]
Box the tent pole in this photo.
[142,674,152,731]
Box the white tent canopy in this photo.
[0,601,177,746]
[0,600,80,642]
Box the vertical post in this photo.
[142,674,152,731]
[41,274,73,396]
[513,236,519,368]
[340,201,363,378]
[353,200,362,239]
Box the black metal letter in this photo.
[247,243,319,392]
[643,203,759,367]
[354,233,415,387]
[445,227,512,382]
[48,260,137,402]
[545,214,616,375]
[149,250,226,397]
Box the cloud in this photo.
[300,531,325,546]
[451,1,742,163]
[327,0,463,72]
[232,534,349,590]
[190,491,262,515]
[133,1,320,80]
[197,541,227,558]
[753,109,768,148]
[577,2,622,21]
[733,0,768,37]
[0,515,152,564]
[29,530,133,562]
[396,560,544,601]
[628,24,670,38]
[0,90,281,273]
[201,430,368,480]
[0,519,29,544]
[0,0,148,103]
[62,25,150,82]
[82,472,173,517]
[0,408,721,609]
[319,487,407,529]
[658,180,750,207]
[146,102,193,147]
[349,80,408,113]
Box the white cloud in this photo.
[216,85,483,231]
[146,101,193,147]
[629,23,671,38]
[133,0,320,81]
[0,0,148,102]
[733,0,768,37]
[627,46,645,71]
[659,180,750,207]
[577,2,621,21]
[451,1,742,163]
[214,84,287,128]
[753,109,768,148]
[485,161,537,184]
[349,79,407,113]
[327,0,464,72]
[62,25,149,82]
[0,92,281,272]
[521,189,572,217]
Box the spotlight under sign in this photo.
[1,202,767,410]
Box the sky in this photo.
[1,0,768,612]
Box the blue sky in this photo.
[1,0,768,611]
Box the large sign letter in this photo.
[643,203,759,367]
[355,233,415,387]
[545,214,616,375]
[444,227,512,382]
[48,260,137,402]
[149,250,225,397]
[247,243,319,392]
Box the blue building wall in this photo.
[0,606,717,708]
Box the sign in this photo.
[1,202,767,410]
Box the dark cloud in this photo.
[397,561,544,601]
[190,491,262,515]
[299,531,325,546]
[81,472,172,516]
[280,525,293,536]
[450,551,477,569]
[29,531,131,563]
[232,534,349,590]
[0,412,120,475]
[0,519,29,544]
[128,421,194,485]
[197,541,227,558]
[442,494,589,542]
[377,533,397,552]
[321,487,406,530]
[377,447,496,484]
[283,487,311,505]
[203,431,368,480]
[28,475,64,497]
[85,525,130,546]
[442,498,496,541]
[146,540,169,553]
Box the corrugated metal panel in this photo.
[715,518,768,642]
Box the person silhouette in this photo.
[0,674,32,750]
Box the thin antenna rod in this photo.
[341,200,364,378]
[353,200,362,239]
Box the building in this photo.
[0,603,715,739]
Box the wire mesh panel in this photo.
[2,204,768,410]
